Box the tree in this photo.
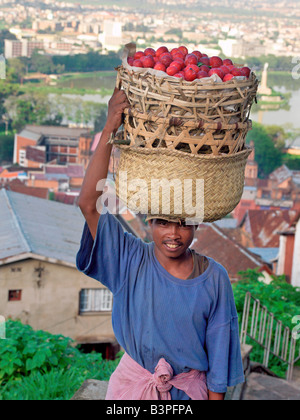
[94,105,108,133]
[246,122,283,178]
[0,132,14,163]
[0,29,17,55]
[6,58,27,83]
[5,92,62,131]
[29,50,65,74]
[0,80,19,121]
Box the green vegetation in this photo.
[0,320,122,400]
[283,154,300,171]
[233,269,300,378]
[0,29,16,55]
[244,55,298,73]
[0,130,14,163]
[246,122,284,178]
[0,270,299,400]
[246,122,300,175]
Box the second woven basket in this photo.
[114,140,252,223]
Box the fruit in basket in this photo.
[192,51,203,60]
[197,71,209,79]
[156,46,169,57]
[127,45,252,82]
[240,67,251,77]
[144,48,156,57]
[231,68,242,76]
[220,65,230,75]
[199,64,210,73]
[133,59,144,68]
[178,46,188,56]
[185,64,200,73]
[208,68,225,79]
[223,73,235,82]
[172,51,185,60]
[223,58,233,66]
[134,51,145,60]
[154,62,166,72]
[185,54,198,66]
[198,56,210,66]
[172,58,185,70]
[170,48,180,56]
[170,61,183,71]
[127,57,134,66]
[184,67,197,81]
[167,66,179,76]
[159,53,173,67]
[210,56,223,68]
[142,55,155,68]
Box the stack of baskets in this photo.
[113,44,259,223]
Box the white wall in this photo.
[291,219,300,287]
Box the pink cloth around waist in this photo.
[105,353,208,400]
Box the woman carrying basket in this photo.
[76,88,245,401]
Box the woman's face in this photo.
[149,218,197,259]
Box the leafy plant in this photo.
[233,269,300,378]
[0,320,121,400]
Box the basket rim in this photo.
[115,142,253,161]
[117,65,259,90]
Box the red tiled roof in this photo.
[191,223,263,280]
[5,179,48,200]
[240,209,298,247]
[45,164,84,178]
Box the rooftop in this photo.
[0,190,137,267]
[192,222,264,280]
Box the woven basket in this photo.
[116,63,259,156]
[114,141,252,223]
[121,107,252,155]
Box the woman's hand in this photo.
[104,87,130,135]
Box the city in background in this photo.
[0,0,300,400]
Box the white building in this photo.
[99,20,123,52]
[218,39,244,58]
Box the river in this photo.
[251,86,300,129]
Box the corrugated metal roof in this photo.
[18,129,42,142]
[24,125,90,138]
[0,190,31,260]
[0,190,137,266]
[0,189,85,265]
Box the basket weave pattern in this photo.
[124,108,252,155]
[117,66,259,156]
[115,144,252,222]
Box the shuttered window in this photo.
[80,289,113,313]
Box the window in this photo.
[80,289,113,313]
[19,150,26,166]
[11,267,22,273]
[8,290,22,301]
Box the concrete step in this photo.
[242,372,300,400]
[291,366,300,386]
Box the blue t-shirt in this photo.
[76,208,245,399]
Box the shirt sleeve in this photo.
[76,207,145,294]
[205,266,245,394]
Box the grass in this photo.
[58,71,116,81]
[19,83,114,97]
[18,70,116,96]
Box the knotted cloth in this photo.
[105,353,208,400]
